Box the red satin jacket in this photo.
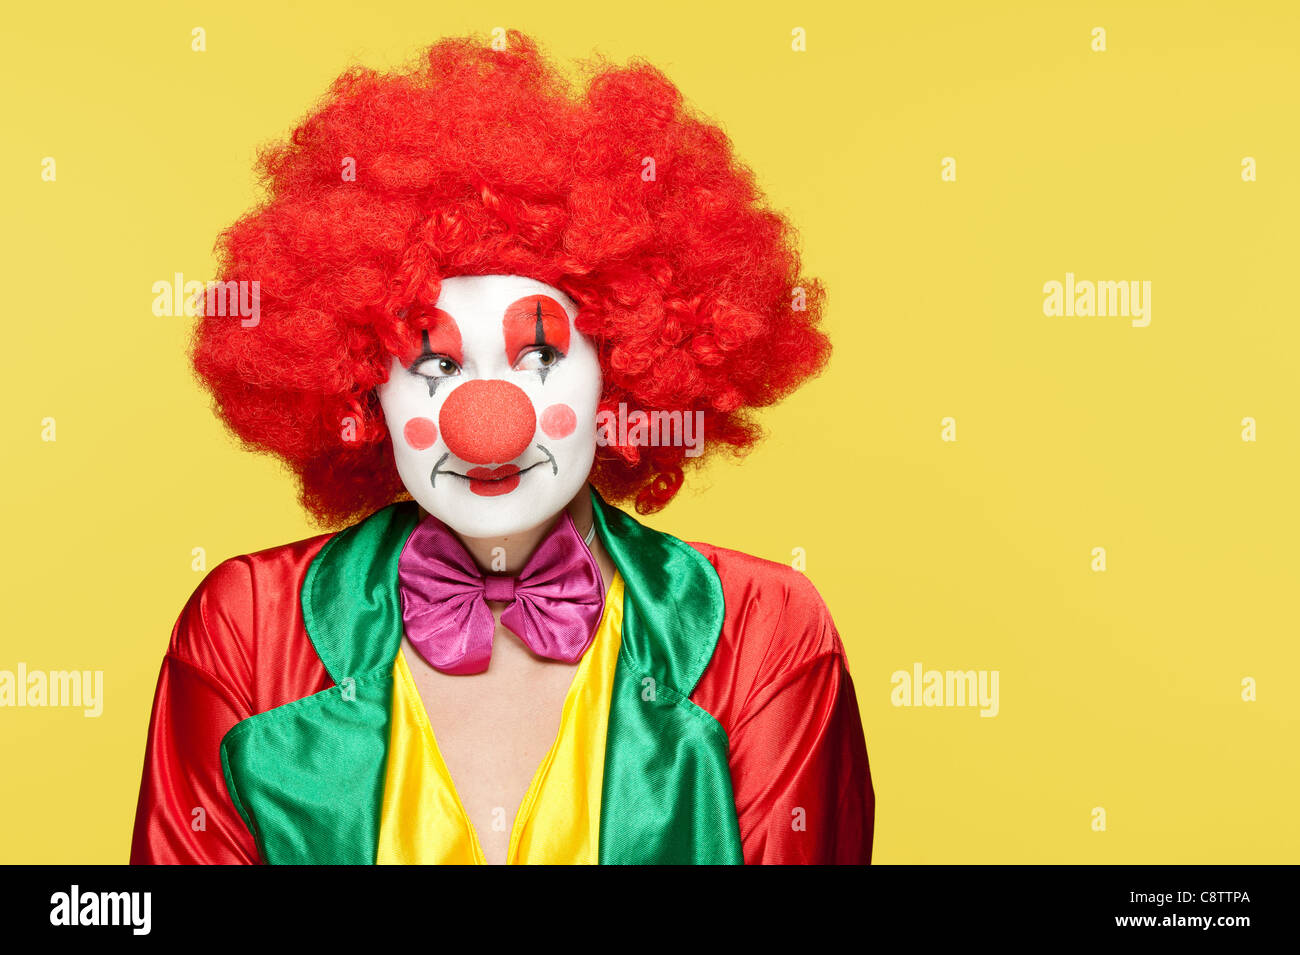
[131,526,874,864]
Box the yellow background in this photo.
[2,1,1296,863]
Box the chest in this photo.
[402,619,579,864]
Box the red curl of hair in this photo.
[192,30,830,526]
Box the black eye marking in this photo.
[534,303,553,384]
[404,329,434,371]
[416,331,440,397]
[410,329,454,396]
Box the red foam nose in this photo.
[438,379,537,465]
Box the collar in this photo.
[300,488,725,697]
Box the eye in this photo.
[515,345,562,372]
[409,353,460,396]
[411,354,461,378]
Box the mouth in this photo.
[431,445,558,497]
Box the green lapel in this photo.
[591,491,743,864]
[220,492,743,865]
[220,502,419,865]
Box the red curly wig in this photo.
[193,30,830,526]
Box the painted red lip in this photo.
[466,464,521,497]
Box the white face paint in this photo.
[376,275,601,539]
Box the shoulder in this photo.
[166,530,336,713]
[691,541,843,659]
[687,541,846,724]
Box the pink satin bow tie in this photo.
[398,510,605,675]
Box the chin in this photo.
[424,495,568,541]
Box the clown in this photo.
[131,32,873,865]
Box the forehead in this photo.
[434,275,577,325]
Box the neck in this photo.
[436,485,598,576]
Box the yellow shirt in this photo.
[375,573,624,864]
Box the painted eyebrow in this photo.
[401,307,463,367]
[502,295,571,362]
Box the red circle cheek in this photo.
[540,404,577,440]
[403,417,439,450]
